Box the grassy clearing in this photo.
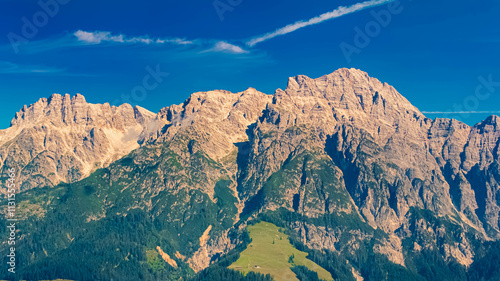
[229,221,333,281]
[146,249,164,271]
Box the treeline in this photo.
[0,162,239,281]
[1,207,192,281]
[189,229,274,281]
[194,213,500,281]
[257,208,358,281]
[191,266,273,281]
[254,208,473,281]
[468,241,500,281]
[403,248,466,281]
[291,266,324,281]
[215,230,252,267]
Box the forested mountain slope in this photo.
[1,68,499,281]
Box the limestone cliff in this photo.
[0,93,155,192]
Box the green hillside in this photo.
[229,222,333,281]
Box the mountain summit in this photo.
[1,68,499,281]
[0,93,155,190]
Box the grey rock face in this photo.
[237,68,499,265]
[0,93,155,192]
[145,88,272,161]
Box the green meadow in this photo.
[229,221,333,281]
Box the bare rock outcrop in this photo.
[0,93,155,192]
[156,246,178,268]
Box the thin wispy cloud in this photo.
[75,0,394,53]
[246,0,394,47]
[0,61,64,74]
[3,1,392,56]
[422,111,500,114]
[74,30,194,45]
[73,30,250,54]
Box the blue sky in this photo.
[1,0,499,128]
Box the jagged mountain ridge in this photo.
[1,68,499,280]
[241,69,499,266]
[0,93,156,191]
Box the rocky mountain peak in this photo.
[144,88,272,161]
[9,93,155,131]
[267,68,426,146]
[0,93,155,191]
[477,115,500,130]
[281,68,422,116]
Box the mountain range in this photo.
[1,68,499,281]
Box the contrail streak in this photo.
[422,111,500,114]
[246,0,394,47]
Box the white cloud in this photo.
[246,0,393,47]
[4,1,398,57]
[208,41,249,54]
[74,30,123,44]
[155,38,194,45]
[74,30,193,46]
[74,30,249,55]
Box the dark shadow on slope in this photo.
[235,122,264,219]
[292,194,300,212]
[324,133,361,206]
[440,162,462,211]
[388,180,399,216]
[467,164,488,230]
[240,188,265,220]
[234,122,257,194]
